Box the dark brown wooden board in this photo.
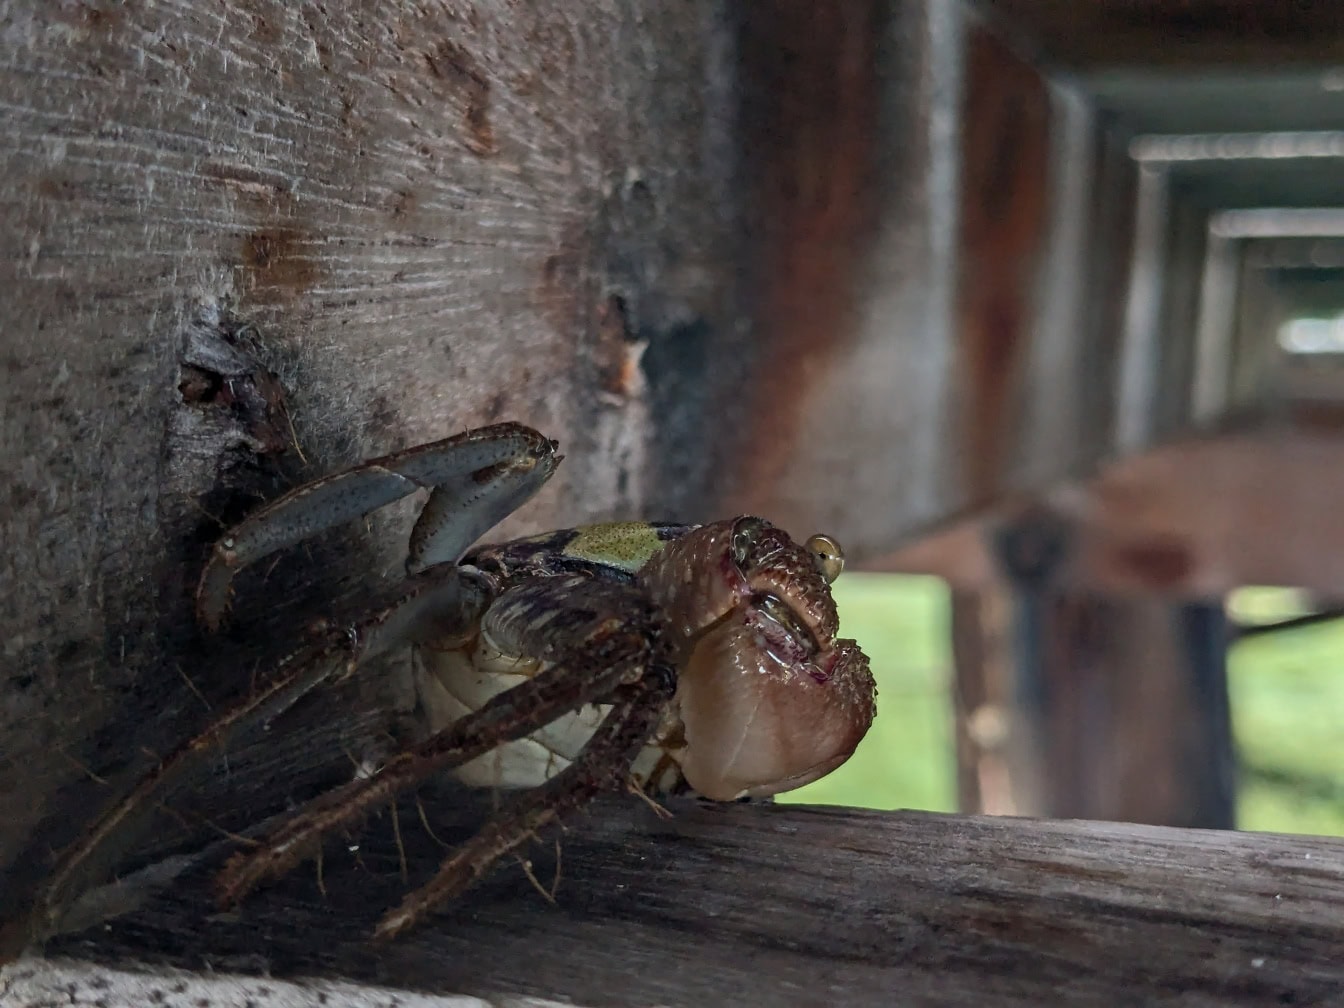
[5,798,1343,1007]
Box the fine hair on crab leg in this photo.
[216,575,670,908]
[197,422,560,630]
[37,567,481,942]
[373,672,673,941]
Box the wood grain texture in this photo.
[0,0,746,913]
[6,797,1344,1007]
[953,21,1050,506]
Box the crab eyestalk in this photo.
[640,517,877,801]
[806,533,845,583]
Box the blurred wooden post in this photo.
[952,509,1236,827]
[951,584,1030,815]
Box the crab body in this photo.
[424,520,874,801]
[40,423,875,944]
[420,522,697,795]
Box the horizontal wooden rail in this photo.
[5,798,1342,1007]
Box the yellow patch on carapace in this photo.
[563,521,667,574]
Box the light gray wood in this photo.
[5,798,1344,1007]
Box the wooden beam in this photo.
[879,427,1344,598]
[950,514,1236,828]
[981,0,1344,68]
[4,798,1342,1006]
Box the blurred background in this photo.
[787,576,1344,838]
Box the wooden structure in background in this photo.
[3,0,1344,1003]
[882,1,1344,831]
[949,512,1235,827]
[888,425,1344,597]
[892,425,1344,828]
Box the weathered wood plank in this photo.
[5,799,1343,1007]
[953,20,1052,507]
[0,0,748,914]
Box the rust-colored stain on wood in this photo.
[537,227,590,349]
[731,0,883,499]
[202,161,292,201]
[34,175,79,200]
[61,2,124,34]
[594,294,643,400]
[245,8,282,47]
[387,188,417,220]
[240,226,319,298]
[423,37,498,157]
[537,233,642,401]
[956,25,1050,505]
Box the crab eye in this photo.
[806,533,845,583]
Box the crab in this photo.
[40,422,876,943]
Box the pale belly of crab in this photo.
[413,640,688,794]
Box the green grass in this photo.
[777,574,957,812]
[779,578,1344,838]
[1227,587,1344,836]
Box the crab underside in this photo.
[36,423,876,943]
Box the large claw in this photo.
[197,422,560,631]
[638,517,877,801]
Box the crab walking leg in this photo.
[197,423,560,630]
[38,568,481,941]
[373,673,673,941]
[215,576,669,908]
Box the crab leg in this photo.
[373,672,673,941]
[197,422,560,630]
[39,568,485,940]
[214,575,671,909]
